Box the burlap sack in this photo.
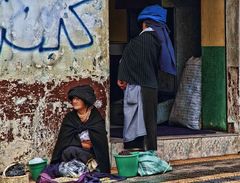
[169,57,201,130]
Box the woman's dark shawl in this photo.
[137,5,176,75]
[51,107,110,173]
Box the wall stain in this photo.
[0,78,108,171]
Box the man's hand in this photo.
[117,80,127,90]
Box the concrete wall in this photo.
[0,0,109,171]
[226,0,240,133]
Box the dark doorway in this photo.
[109,0,207,137]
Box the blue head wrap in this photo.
[138,5,167,23]
[138,5,176,75]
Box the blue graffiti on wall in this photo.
[0,0,94,53]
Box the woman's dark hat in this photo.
[68,85,96,105]
[138,4,167,23]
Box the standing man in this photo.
[117,5,176,151]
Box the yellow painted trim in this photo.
[201,0,225,46]
[162,0,175,8]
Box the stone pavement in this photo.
[29,154,240,183]
[118,154,240,183]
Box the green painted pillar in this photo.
[201,0,227,131]
[202,47,226,130]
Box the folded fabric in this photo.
[85,172,126,183]
[38,172,126,183]
[125,85,139,104]
[87,159,98,172]
[37,163,61,182]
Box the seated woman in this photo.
[50,85,110,173]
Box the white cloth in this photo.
[140,27,154,35]
[79,130,90,141]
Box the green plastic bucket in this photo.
[28,159,47,181]
[114,153,139,177]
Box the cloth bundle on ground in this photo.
[50,106,110,173]
[138,151,172,176]
[58,160,88,178]
[37,164,126,183]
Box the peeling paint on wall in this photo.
[226,0,240,133]
[0,78,109,171]
[227,67,240,133]
[0,0,109,171]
